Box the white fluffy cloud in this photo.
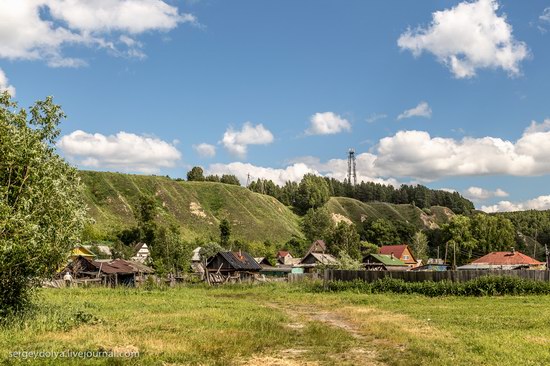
[306,112,351,135]
[397,102,432,120]
[0,68,15,96]
[193,143,216,158]
[0,0,195,67]
[207,162,317,187]
[221,122,274,158]
[373,120,550,180]
[58,130,182,173]
[482,195,550,213]
[398,0,529,78]
[464,186,508,201]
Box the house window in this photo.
[403,255,409,260]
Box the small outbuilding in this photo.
[206,251,262,283]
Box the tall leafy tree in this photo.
[186,166,205,181]
[0,93,87,316]
[219,218,231,247]
[301,207,334,243]
[295,174,330,213]
[329,222,362,260]
[410,231,429,262]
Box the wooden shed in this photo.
[206,251,261,283]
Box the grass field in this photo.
[2,284,550,365]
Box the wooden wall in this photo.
[324,269,550,283]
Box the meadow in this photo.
[1,283,550,365]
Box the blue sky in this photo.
[2,0,550,212]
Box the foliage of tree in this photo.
[186,166,205,181]
[362,218,401,246]
[410,231,429,262]
[301,207,334,243]
[248,173,475,215]
[199,242,225,261]
[282,236,309,258]
[220,174,241,186]
[328,222,362,260]
[149,225,193,275]
[219,218,231,247]
[205,175,220,182]
[0,93,88,316]
[440,215,478,267]
[336,250,363,270]
[361,242,379,257]
[295,174,330,213]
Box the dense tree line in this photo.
[248,175,474,214]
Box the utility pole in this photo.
[545,244,549,270]
[453,242,457,270]
[347,148,357,186]
[534,228,538,258]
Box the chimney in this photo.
[390,252,395,260]
[238,249,242,259]
[511,247,515,254]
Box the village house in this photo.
[363,253,408,271]
[62,255,154,287]
[299,252,339,272]
[131,242,150,263]
[379,245,418,268]
[206,251,262,283]
[276,250,294,265]
[458,249,546,270]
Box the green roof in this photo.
[369,254,407,266]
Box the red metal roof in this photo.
[379,245,407,257]
[277,250,290,258]
[471,251,544,266]
[379,245,416,264]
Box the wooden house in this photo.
[306,240,327,255]
[206,251,262,283]
[276,250,294,265]
[458,249,546,270]
[362,253,408,271]
[63,256,154,287]
[131,242,150,263]
[299,252,339,273]
[379,245,418,267]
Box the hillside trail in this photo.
[239,301,387,366]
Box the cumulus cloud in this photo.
[0,68,15,96]
[57,130,182,173]
[207,162,317,186]
[397,102,432,120]
[464,186,508,201]
[193,143,216,158]
[398,0,529,78]
[305,112,351,135]
[482,195,550,213]
[372,119,550,180]
[221,122,274,158]
[0,0,195,67]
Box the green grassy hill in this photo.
[79,171,303,243]
[80,171,456,244]
[326,197,454,229]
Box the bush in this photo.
[312,276,550,297]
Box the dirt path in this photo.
[239,302,386,366]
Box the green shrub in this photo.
[312,276,550,297]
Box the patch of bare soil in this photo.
[189,202,207,218]
[258,302,386,366]
[331,213,353,225]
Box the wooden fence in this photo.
[324,269,550,283]
[288,272,320,282]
